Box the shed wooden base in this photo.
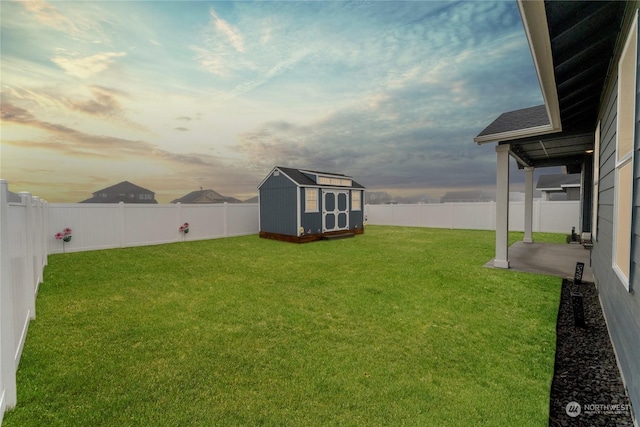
[260,228,364,243]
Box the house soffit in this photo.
[476,1,626,171]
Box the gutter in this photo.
[474,0,563,145]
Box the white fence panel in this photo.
[180,204,226,240]
[539,201,580,233]
[48,202,260,254]
[8,204,33,367]
[227,203,259,237]
[391,204,421,226]
[452,203,494,230]
[123,204,178,247]
[418,204,455,228]
[366,204,393,225]
[509,202,525,231]
[49,204,122,253]
[366,200,580,233]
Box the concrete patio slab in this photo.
[484,241,593,282]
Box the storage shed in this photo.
[258,166,366,242]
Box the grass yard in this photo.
[4,226,564,426]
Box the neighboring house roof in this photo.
[243,195,259,203]
[536,174,581,191]
[171,189,229,204]
[81,181,157,204]
[93,181,155,196]
[261,166,365,189]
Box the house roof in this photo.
[262,166,365,189]
[474,0,629,172]
[536,173,581,191]
[243,195,259,203]
[80,180,157,203]
[475,105,550,139]
[92,181,155,196]
[171,189,228,204]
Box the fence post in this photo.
[224,202,229,237]
[43,200,49,256]
[0,180,17,413]
[33,197,43,288]
[119,202,125,248]
[19,193,36,320]
[177,203,182,241]
[450,204,455,229]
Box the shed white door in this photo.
[322,190,349,232]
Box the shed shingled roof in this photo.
[274,166,365,189]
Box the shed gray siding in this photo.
[591,16,640,413]
[300,187,322,234]
[259,173,298,236]
[349,190,365,229]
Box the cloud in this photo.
[16,0,112,44]
[3,1,544,201]
[191,8,247,77]
[3,85,146,131]
[191,5,314,94]
[1,103,36,123]
[209,10,245,52]
[52,51,126,79]
[1,102,206,166]
[17,0,81,34]
[67,86,122,116]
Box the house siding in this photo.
[259,173,298,236]
[592,9,640,414]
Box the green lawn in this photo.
[4,226,563,426]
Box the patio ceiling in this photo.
[475,1,628,172]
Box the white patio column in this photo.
[495,144,510,268]
[524,166,534,243]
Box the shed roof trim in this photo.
[258,166,365,189]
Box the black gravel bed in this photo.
[549,279,634,426]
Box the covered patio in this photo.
[474,1,626,269]
[484,241,593,283]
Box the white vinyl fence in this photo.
[0,181,48,423]
[1,178,579,422]
[0,180,259,423]
[47,202,260,254]
[364,200,580,234]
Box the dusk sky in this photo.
[1,0,546,203]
